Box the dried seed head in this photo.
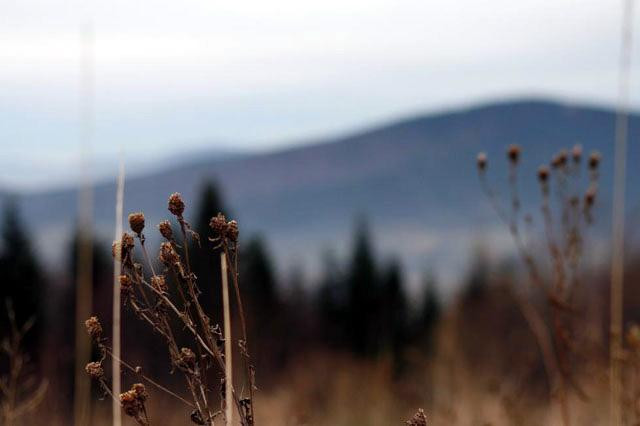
[178,347,196,368]
[406,408,428,426]
[507,144,521,163]
[158,220,173,240]
[551,149,568,168]
[476,152,487,171]
[131,383,148,402]
[151,275,168,293]
[181,347,196,361]
[589,151,601,170]
[85,316,103,340]
[572,144,582,162]
[159,242,179,265]
[119,390,139,418]
[168,192,185,217]
[227,220,239,242]
[122,233,135,250]
[120,384,148,418]
[209,213,239,243]
[209,213,227,235]
[85,361,104,379]
[119,275,133,296]
[128,212,145,235]
[537,165,550,183]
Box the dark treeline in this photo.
[0,182,441,402]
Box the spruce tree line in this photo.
[0,182,441,375]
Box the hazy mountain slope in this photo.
[8,99,640,286]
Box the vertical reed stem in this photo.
[112,154,125,426]
[221,252,233,426]
[74,22,95,426]
[611,1,634,424]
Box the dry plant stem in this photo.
[224,243,255,424]
[143,276,211,421]
[221,252,233,426]
[112,156,125,426]
[74,23,95,426]
[0,307,48,426]
[74,228,93,426]
[104,348,194,407]
[132,232,246,423]
[611,1,634,424]
[481,165,571,425]
[127,248,214,424]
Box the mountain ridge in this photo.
[5,98,639,289]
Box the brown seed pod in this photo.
[476,152,487,171]
[128,212,145,235]
[572,144,583,162]
[406,408,428,426]
[227,220,239,242]
[537,165,550,182]
[151,275,168,293]
[158,220,173,240]
[119,275,133,296]
[85,361,104,379]
[85,316,103,340]
[122,233,135,250]
[507,144,521,163]
[159,242,179,265]
[168,192,185,217]
[552,149,568,168]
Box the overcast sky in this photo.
[1,0,638,190]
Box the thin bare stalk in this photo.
[104,349,194,408]
[74,22,95,426]
[112,152,125,426]
[611,1,634,423]
[221,252,233,426]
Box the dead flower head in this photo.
[406,408,428,426]
[84,317,102,339]
[151,275,168,293]
[159,242,179,266]
[177,347,196,369]
[572,144,582,162]
[120,383,148,420]
[209,213,239,243]
[120,275,134,297]
[85,316,103,340]
[551,149,568,169]
[168,192,185,217]
[129,212,145,235]
[584,186,597,207]
[476,152,487,171]
[158,220,173,240]
[85,361,104,379]
[589,151,601,170]
[507,144,521,164]
[537,165,550,183]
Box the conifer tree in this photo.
[0,199,44,354]
[346,219,379,356]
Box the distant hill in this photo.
[6,99,640,288]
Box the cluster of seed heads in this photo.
[85,192,255,426]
